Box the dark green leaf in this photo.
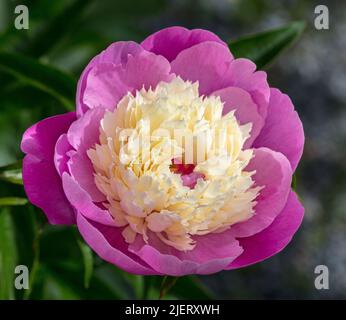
[22,0,92,57]
[33,265,83,300]
[292,174,297,190]
[125,274,144,299]
[0,161,23,185]
[142,276,153,300]
[159,276,178,299]
[0,197,28,206]
[0,27,28,52]
[77,239,93,289]
[14,206,42,300]
[91,265,134,299]
[28,226,132,299]
[0,52,76,110]
[0,208,18,299]
[170,276,214,299]
[229,21,306,69]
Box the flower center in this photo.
[169,159,205,189]
[88,77,260,251]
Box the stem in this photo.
[141,276,152,300]
[159,276,179,299]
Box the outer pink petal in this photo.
[62,173,115,226]
[120,51,173,91]
[66,108,106,202]
[221,58,270,119]
[81,63,129,112]
[229,191,304,269]
[253,88,305,171]
[21,112,76,225]
[141,26,228,62]
[171,46,270,119]
[230,147,292,238]
[77,213,157,275]
[129,231,243,276]
[212,86,265,147]
[76,41,144,117]
[81,51,173,113]
[93,41,144,65]
[171,41,233,95]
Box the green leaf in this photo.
[22,0,92,58]
[0,197,28,206]
[0,161,23,185]
[159,276,179,299]
[126,274,144,299]
[0,52,76,110]
[92,265,134,299]
[229,21,306,69]
[292,174,297,190]
[145,275,213,300]
[0,208,18,299]
[14,206,43,300]
[77,239,93,289]
[142,276,153,300]
[170,276,214,300]
[34,265,84,300]
[29,226,132,300]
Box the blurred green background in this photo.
[0,0,345,299]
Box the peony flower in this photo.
[21,26,304,276]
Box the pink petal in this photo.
[212,86,265,147]
[21,112,76,225]
[21,112,75,160]
[76,41,144,117]
[181,171,205,189]
[54,133,72,176]
[62,173,114,226]
[171,41,233,95]
[230,147,292,238]
[67,108,105,153]
[172,47,270,119]
[66,108,106,202]
[253,88,305,171]
[82,63,129,112]
[120,51,173,90]
[229,191,304,269]
[129,231,243,276]
[141,26,228,62]
[82,52,173,112]
[77,213,157,275]
[221,58,270,119]
[68,152,106,203]
[94,41,144,65]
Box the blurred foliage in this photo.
[0,52,76,110]
[229,21,306,69]
[0,0,344,300]
[0,160,23,185]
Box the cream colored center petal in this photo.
[87,77,260,251]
